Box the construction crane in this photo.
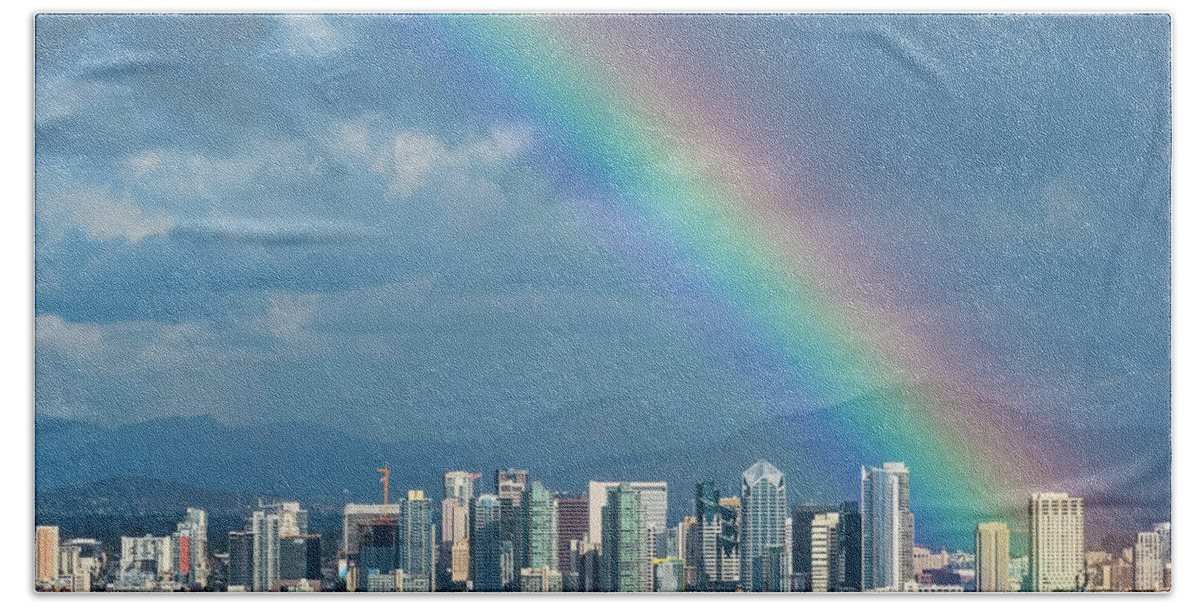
[377,462,391,508]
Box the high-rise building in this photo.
[247,502,307,592]
[861,462,915,591]
[523,481,558,572]
[61,538,104,591]
[342,503,401,556]
[1028,493,1084,592]
[554,494,589,575]
[470,494,505,592]
[587,481,668,544]
[835,501,862,591]
[227,531,254,591]
[35,525,60,583]
[172,508,208,587]
[691,481,740,591]
[278,534,322,583]
[739,460,789,592]
[601,483,650,592]
[58,543,90,592]
[496,469,528,505]
[401,490,434,586]
[1134,531,1163,591]
[1154,521,1171,587]
[791,503,839,591]
[975,522,1010,592]
[810,512,840,592]
[120,535,173,584]
[444,471,478,505]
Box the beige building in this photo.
[35,525,60,583]
[1029,493,1084,591]
[975,522,1010,592]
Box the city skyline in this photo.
[35,12,1170,563]
[34,459,1171,592]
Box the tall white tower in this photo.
[1028,493,1084,591]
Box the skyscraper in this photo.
[810,512,840,592]
[523,481,559,571]
[739,460,789,592]
[554,494,589,576]
[587,481,668,544]
[1134,531,1163,591]
[861,462,915,591]
[791,503,839,591]
[835,501,862,591]
[444,471,477,505]
[496,469,528,505]
[227,531,254,591]
[1029,493,1084,592]
[401,490,434,587]
[1154,521,1171,587]
[601,483,649,592]
[35,525,60,583]
[470,494,505,592]
[975,522,1010,592]
[692,481,740,591]
[174,508,208,587]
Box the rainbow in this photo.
[432,15,1070,541]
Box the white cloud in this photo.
[371,130,445,196]
[36,315,105,359]
[280,15,343,58]
[366,126,531,197]
[64,187,174,244]
[126,150,164,176]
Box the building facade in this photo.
[861,462,915,591]
[739,460,789,592]
[1028,493,1084,592]
[975,522,1010,592]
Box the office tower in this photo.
[554,494,588,575]
[861,462,915,591]
[810,512,840,592]
[497,469,528,504]
[442,497,472,544]
[653,558,686,591]
[343,503,402,555]
[588,481,669,544]
[401,490,434,586]
[471,494,505,591]
[975,522,1010,592]
[1028,493,1084,591]
[450,540,471,585]
[62,539,104,591]
[120,535,173,584]
[523,481,559,571]
[173,508,208,587]
[227,531,254,591]
[35,525,60,582]
[498,494,526,587]
[1134,531,1163,591]
[791,503,839,591]
[740,460,789,592]
[244,501,308,592]
[692,481,740,591]
[58,543,89,592]
[279,535,322,582]
[356,517,401,590]
[601,483,650,592]
[836,501,862,591]
[571,539,602,591]
[1154,521,1171,587]
[444,471,477,505]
